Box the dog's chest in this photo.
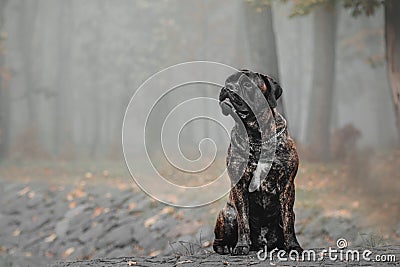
[249,160,284,209]
[252,137,294,198]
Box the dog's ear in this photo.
[258,73,282,108]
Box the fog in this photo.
[0,0,397,161]
[1,0,400,264]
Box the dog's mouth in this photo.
[220,98,235,116]
[220,95,253,118]
[219,87,253,121]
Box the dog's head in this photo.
[219,70,282,124]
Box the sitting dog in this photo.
[213,70,303,255]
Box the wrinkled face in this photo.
[219,70,282,123]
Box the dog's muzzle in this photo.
[220,98,235,116]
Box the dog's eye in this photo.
[243,82,252,88]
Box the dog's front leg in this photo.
[279,175,303,253]
[230,179,251,255]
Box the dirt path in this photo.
[0,157,399,266]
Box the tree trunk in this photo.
[306,5,336,161]
[0,0,9,160]
[385,0,400,145]
[242,3,286,117]
[54,1,72,156]
[19,1,39,126]
[90,1,104,158]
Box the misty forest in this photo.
[0,0,399,265]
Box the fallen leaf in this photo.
[44,233,57,243]
[173,211,183,220]
[202,241,211,247]
[351,201,360,208]
[128,202,136,210]
[160,206,174,215]
[144,215,159,228]
[91,206,103,218]
[12,228,21,237]
[66,194,74,201]
[69,187,86,199]
[117,183,127,191]
[17,186,30,196]
[62,247,75,259]
[68,201,76,209]
[149,250,161,256]
[165,194,178,204]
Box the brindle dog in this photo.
[213,70,302,255]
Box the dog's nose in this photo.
[220,99,233,116]
[219,87,229,102]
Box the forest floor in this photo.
[0,150,399,266]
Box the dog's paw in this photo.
[213,244,230,255]
[232,242,250,256]
[213,239,231,255]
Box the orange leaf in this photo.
[149,250,161,256]
[128,202,136,210]
[91,206,103,218]
[12,228,21,237]
[62,247,75,259]
[66,194,74,201]
[68,201,76,209]
[144,215,159,228]
[160,206,174,215]
[71,187,86,198]
[44,233,57,243]
[17,186,30,196]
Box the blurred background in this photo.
[0,0,399,266]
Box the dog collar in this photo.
[262,114,287,145]
[233,114,287,146]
